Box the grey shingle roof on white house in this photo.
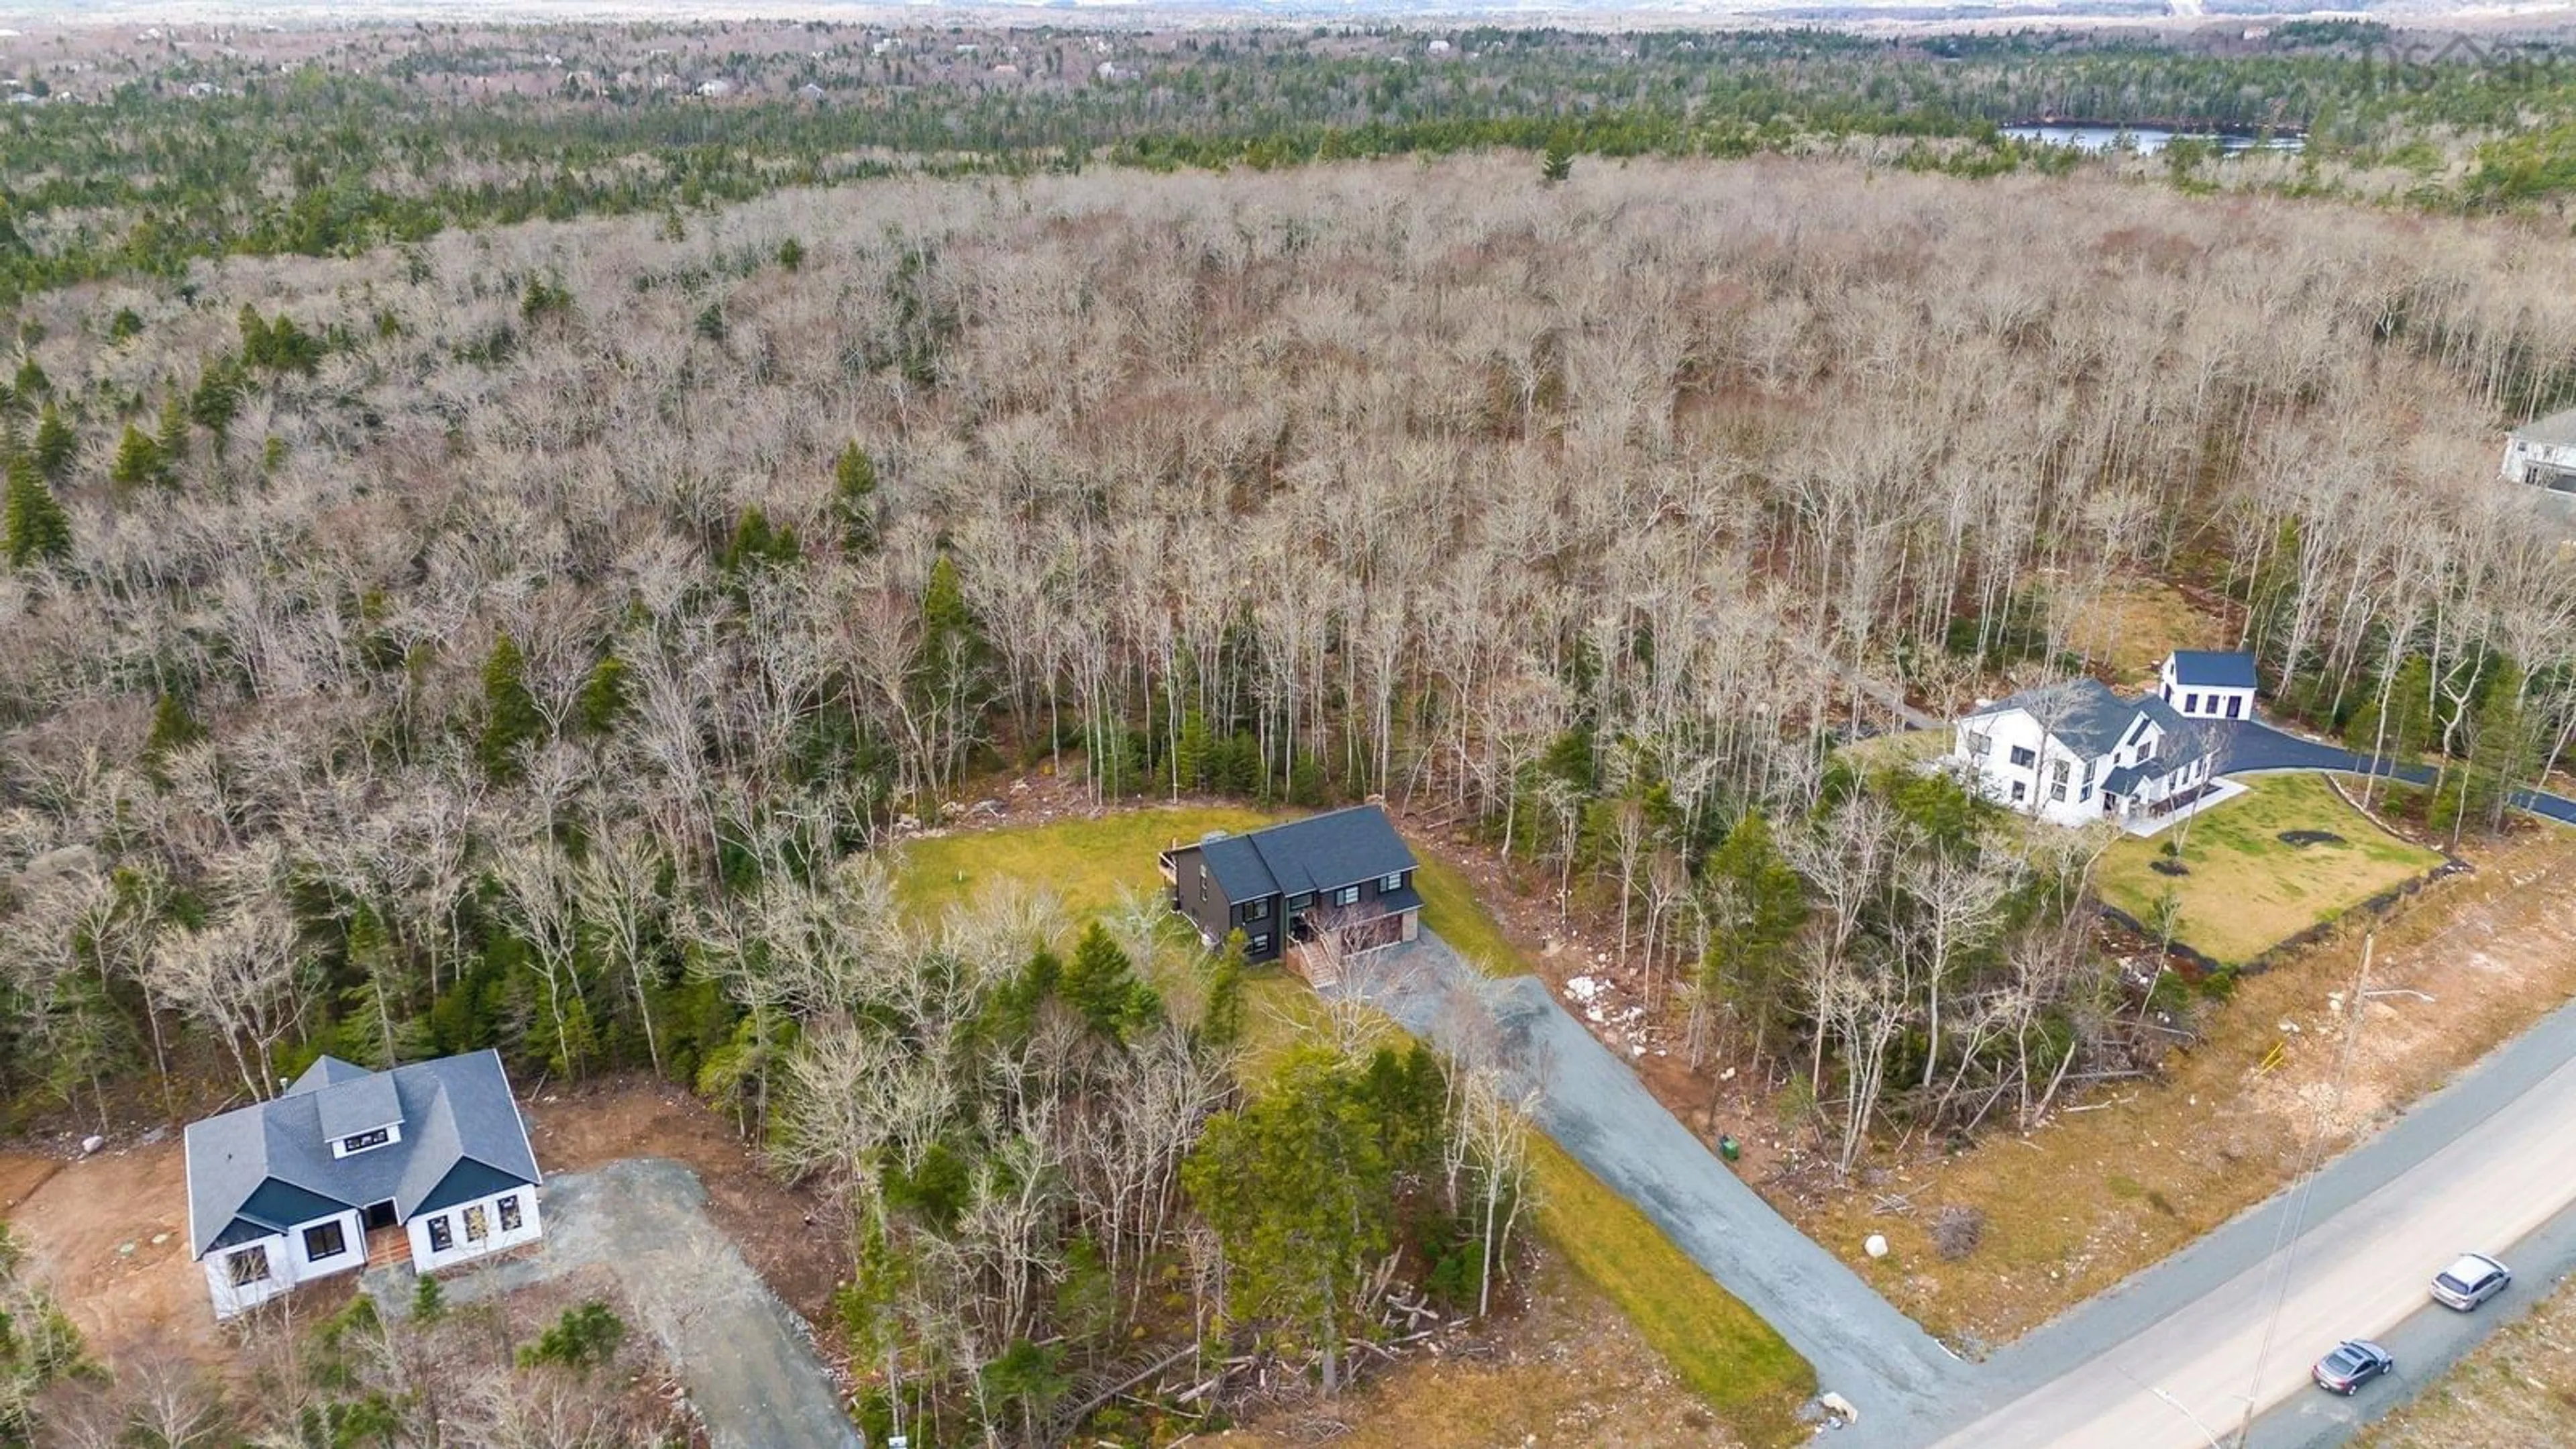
[184,1049,540,1258]
[1967,678,2142,759]
[2513,405,2576,449]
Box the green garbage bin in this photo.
[1719,1135,1740,1163]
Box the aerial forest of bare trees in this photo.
[5,149,2576,1434]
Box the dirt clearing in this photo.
[0,1138,221,1370]
[0,1077,841,1388]
[522,1077,845,1345]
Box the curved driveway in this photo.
[2212,720,2576,826]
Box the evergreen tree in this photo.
[1183,1042,1400,1397]
[576,650,633,737]
[1173,709,1213,793]
[11,354,46,399]
[1062,920,1155,1038]
[833,440,880,552]
[1697,809,1809,1065]
[478,631,545,783]
[30,402,72,481]
[144,692,205,761]
[1541,131,1576,185]
[3,451,72,566]
[1199,929,1248,1052]
[153,392,189,478]
[109,423,162,488]
[190,358,244,442]
[720,505,800,574]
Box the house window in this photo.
[1250,932,1271,953]
[339,1128,391,1155]
[1380,871,1405,892]
[427,1216,453,1252]
[227,1246,271,1286]
[304,1221,348,1261]
[2009,746,2036,768]
[1332,885,1360,908]
[1966,730,1992,757]
[2051,760,2070,784]
[463,1205,489,1244]
[2049,784,2068,802]
[2226,696,2243,719]
[1287,892,1315,912]
[498,1195,523,1233]
[1242,897,1269,922]
[2010,782,2027,802]
[2139,737,2156,761]
[2186,693,2201,714]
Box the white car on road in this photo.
[2430,1252,2511,1311]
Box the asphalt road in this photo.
[1927,1049,2576,1448]
[1334,935,1965,1418]
[1351,904,2576,1448]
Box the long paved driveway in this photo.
[2214,720,2576,826]
[1332,936,1964,1420]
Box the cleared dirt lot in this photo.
[0,1077,841,1383]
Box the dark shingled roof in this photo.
[2167,650,2258,690]
[1189,805,1417,906]
[184,1050,540,1259]
[1968,678,2143,759]
[2103,735,2208,796]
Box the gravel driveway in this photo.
[1332,934,1964,1420]
[376,1157,860,1449]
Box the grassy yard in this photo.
[2094,773,2444,966]
[888,804,1274,924]
[885,802,1815,1444]
[1528,1135,1815,1443]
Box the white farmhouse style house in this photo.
[2157,649,2258,721]
[2504,407,2576,496]
[1952,676,2214,828]
[184,1050,543,1318]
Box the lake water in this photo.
[2002,124,2305,156]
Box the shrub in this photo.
[1933,1204,1985,1262]
[518,1300,626,1374]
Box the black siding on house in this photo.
[1165,812,1419,967]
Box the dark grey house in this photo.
[1159,805,1421,969]
[184,1049,543,1318]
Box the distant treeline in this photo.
[3,21,2575,303]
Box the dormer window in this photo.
[333,1124,399,1157]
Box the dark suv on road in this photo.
[2312,1340,2394,1395]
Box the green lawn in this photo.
[888,804,1274,926]
[2096,773,2444,966]
[883,802,1816,1441]
[1529,1135,1815,1444]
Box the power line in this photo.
[2235,930,2375,1446]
